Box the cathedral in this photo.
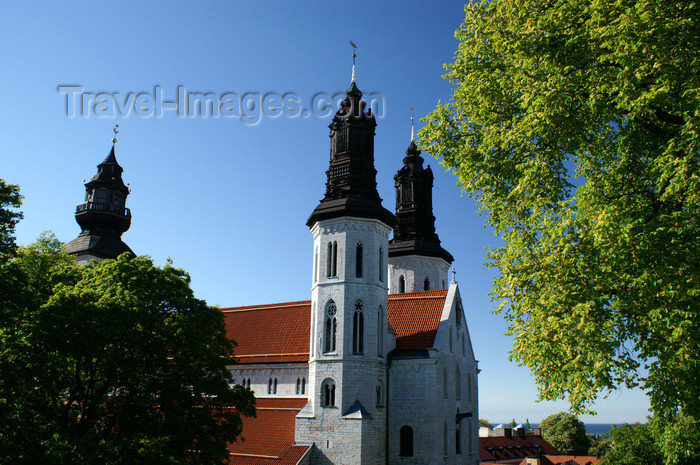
[67,76,480,465]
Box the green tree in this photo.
[0,230,255,464]
[599,423,663,465]
[650,413,700,465]
[421,0,700,457]
[479,418,492,428]
[0,180,22,261]
[509,418,517,428]
[540,412,591,456]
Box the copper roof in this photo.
[228,398,310,465]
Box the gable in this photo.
[387,289,448,351]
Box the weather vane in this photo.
[410,106,415,142]
[112,124,119,144]
[349,41,357,83]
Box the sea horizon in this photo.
[490,422,643,437]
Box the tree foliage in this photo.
[540,412,591,456]
[650,412,700,465]
[479,418,492,428]
[598,423,663,465]
[421,0,700,446]
[0,180,22,261]
[0,218,255,464]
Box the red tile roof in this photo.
[221,289,450,364]
[222,301,311,364]
[221,291,451,464]
[480,435,561,462]
[387,289,448,351]
[228,398,310,465]
[541,455,600,465]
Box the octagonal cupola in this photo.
[65,126,134,262]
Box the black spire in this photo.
[388,141,453,263]
[306,81,395,227]
[65,134,133,261]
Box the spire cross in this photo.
[451,268,456,283]
[349,41,358,83]
[410,106,415,142]
[112,124,119,145]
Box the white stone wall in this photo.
[228,363,309,397]
[388,255,451,294]
[306,217,392,414]
[387,283,479,465]
[296,360,387,465]
[298,216,391,465]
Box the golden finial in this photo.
[349,41,358,82]
[112,124,119,144]
[410,106,416,142]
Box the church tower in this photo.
[388,126,453,293]
[65,127,133,263]
[295,55,395,465]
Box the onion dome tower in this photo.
[388,112,453,293]
[65,126,133,263]
[296,43,394,465]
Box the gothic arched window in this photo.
[468,420,473,452]
[443,368,448,397]
[314,247,318,283]
[324,301,337,353]
[443,421,448,456]
[424,276,430,291]
[356,242,363,278]
[301,377,306,395]
[456,365,462,399]
[322,379,336,407]
[467,372,473,400]
[273,378,278,394]
[456,423,462,454]
[400,425,413,457]
[399,275,405,293]
[377,305,384,357]
[378,247,384,281]
[268,378,273,395]
[296,377,301,395]
[352,300,364,354]
[326,241,338,278]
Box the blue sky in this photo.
[0,0,650,424]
